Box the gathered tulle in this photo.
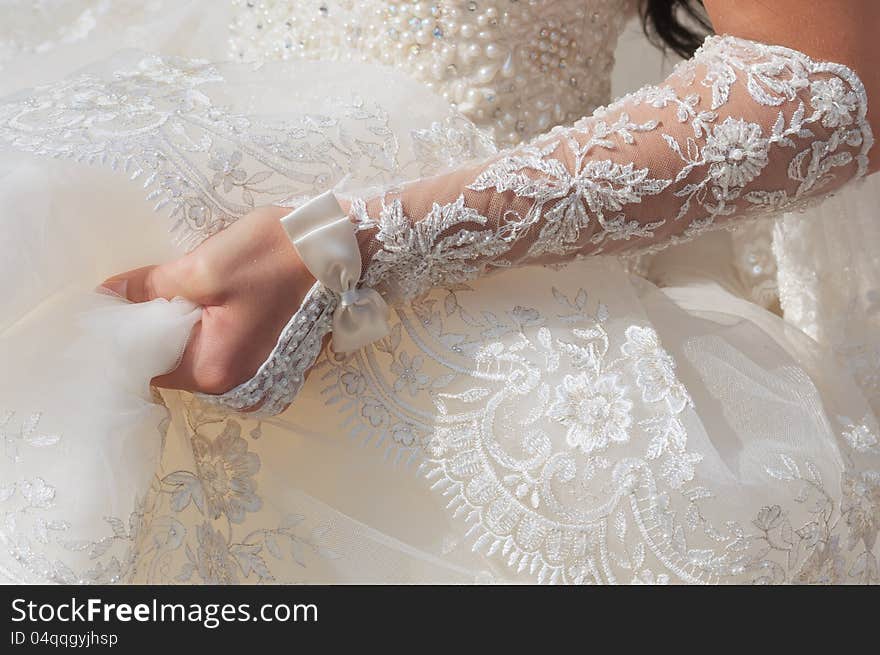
[0,291,200,582]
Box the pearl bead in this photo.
[476,64,497,83]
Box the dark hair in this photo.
[639,0,713,59]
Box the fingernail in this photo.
[98,278,128,298]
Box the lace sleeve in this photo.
[350,35,873,304]
[200,34,874,416]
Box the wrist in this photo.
[280,191,391,351]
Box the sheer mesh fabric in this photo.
[347,36,873,305]
[201,33,873,416]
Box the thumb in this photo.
[99,263,184,303]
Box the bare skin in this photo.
[704,0,880,175]
[103,0,880,397]
[102,205,313,395]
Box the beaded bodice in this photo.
[229,0,636,145]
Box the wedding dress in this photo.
[1,0,879,585]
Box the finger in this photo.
[99,262,184,303]
[150,320,204,390]
[152,309,246,394]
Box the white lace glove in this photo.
[200,35,873,416]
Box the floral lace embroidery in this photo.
[754,448,880,584]
[213,34,874,417]
[0,25,876,584]
[313,272,880,584]
[0,411,139,584]
[0,402,343,584]
[352,36,873,307]
[0,54,491,249]
[146,409,340,584]
[316,279,720,583]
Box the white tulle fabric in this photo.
[773,172,880,414]
[0,292,200,582]
[0,0,879,585]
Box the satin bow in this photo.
[281,191,390,353]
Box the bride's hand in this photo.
[100,205,315,395]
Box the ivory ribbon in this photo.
[281,191,390,353]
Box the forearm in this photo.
[345,34,874,305]
[705,0,880,170]
[200,5,877,416]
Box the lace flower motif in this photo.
[541,159,671,243]
[839,416,880,454]
[390,352,430,397]
[622,326,690,413]
[631,569,671,585]
[191,420,262,524]
[209,149,247,192]
[660,451,702,489]
[840,470,880,551]
[548,372,633,455]
[702,117,770,189]
[810,77,859,129]
[364,197,508,301]
[195,522,239,584]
